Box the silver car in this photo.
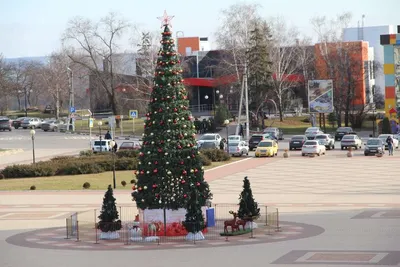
[41,120,64,132]
[305,127,324,140]
[228,141,249,157]
[21,118,42,129]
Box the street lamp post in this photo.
[224,119,230,153]
[205,90,223,117]
[30,129,36,164]
[98,121,103,152]
[109,140,116,189]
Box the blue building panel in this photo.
[385,74,396,87]
[384,46,394,64]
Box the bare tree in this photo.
[0,55,13,114]
[269,17,303,121]
[62,12,131,125]
[214,2,262,88]
[38,53,70,119]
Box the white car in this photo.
[340,134,362,150]
[197,133,222,148]
[315,134,335,150]
[305,127,324,140]
[378,134,399,149]
[92,140,114,152]
[301,140,326,156]
[228,135,242,143]
[21,117,43,129]
[228,141,249,157]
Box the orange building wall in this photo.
[177,37,200,56]
[314,41,369,106]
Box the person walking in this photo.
[105,131,112,140]
[239,124,244,138]
[387,135,394,156]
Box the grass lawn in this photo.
[0,157,243,191]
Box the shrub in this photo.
[114,158,138,170]
[121,181,127,187]
[83,182,91,189]
[130,179,136,184]
[79,150,94,157]
[30,185,36,190]
[116,150,139,158]
[301,117,310,123]
[199,153,212,166]
[2,163,56,178]
[59,162,104,175]
[51,156,75,162]
[0,173,4,180]
[214,104,230,125]
[200,149,231,162]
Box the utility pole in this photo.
[236,74,245,135]
[244,61,250,141]
[67,67,74,131]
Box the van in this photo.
[92,140,113,152]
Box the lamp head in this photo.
[204,95,209,100]
[30,129,36,136]
[110,140,115,147]
[98,121,103,126]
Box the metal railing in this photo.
[65,204,280,245]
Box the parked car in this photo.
[249,133,274,151]
[315,134,335,150]
[92,140,113,152]
[289,135,307,150]
[228,135,242,143]
[305,127,324,140]
[228,141,249,157]
[335,127,354,141]
[21,118,42,129]
[255,140,278,157]
[197,133,222,148]
[41,120,64,132]
[12,117,28,129]
[364,138,385,156]
[301,140,326,156]
[198,142,217,150]
[263,127,284,140]
[378,134,399,149]
[0,117,12,131]
[119,141,141,150]
[340,134,362,150]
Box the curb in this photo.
[0,149,24,157]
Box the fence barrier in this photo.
[66,204,280,245]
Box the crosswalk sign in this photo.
[129,110,138,119]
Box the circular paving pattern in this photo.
[6,221,324,251]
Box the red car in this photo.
[119,141,141,150]
[12,117,28,129]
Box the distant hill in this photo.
[4,56,49,64]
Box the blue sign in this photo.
[70,106,76,113]
[129,110,138,119]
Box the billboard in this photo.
[308,80,334,113]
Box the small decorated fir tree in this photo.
[183,189,205,234]
[98,185,121,232]
[238,176,260,221]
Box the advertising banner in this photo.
[308,80,334,113]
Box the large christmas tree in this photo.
[132,12,212,211]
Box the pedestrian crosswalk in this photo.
[0,135,91,141]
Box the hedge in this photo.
[200,149,231,162]
[1,148,230,179]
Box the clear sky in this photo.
[0,0,398,58]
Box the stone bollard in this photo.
[347,147,353,157]
[283,149,289,158]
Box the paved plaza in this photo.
[1,150,400,267]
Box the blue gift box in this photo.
[206,208,215,227]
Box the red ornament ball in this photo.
[181,180,186,184]
[152,184,157,188]
[184,194,187,198]
[196,182,200,186]
[138,187,142,191]
[132,185,136,190]
[153,169,158,173]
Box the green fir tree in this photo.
[98,185,121,232]
[132,21,212,210]
[183,189,205,233]
[238,176,260,221]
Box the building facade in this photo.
[343,25,396,94]
[380,26,400,123]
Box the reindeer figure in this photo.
[236,218,246,231]
[224,211,239,233]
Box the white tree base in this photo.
[245,221,258,230]
[129,228,142,242]
[185,231,205,241]
[99,231,120,240]
[144,236,160,242]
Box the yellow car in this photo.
[255,140,278,157]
